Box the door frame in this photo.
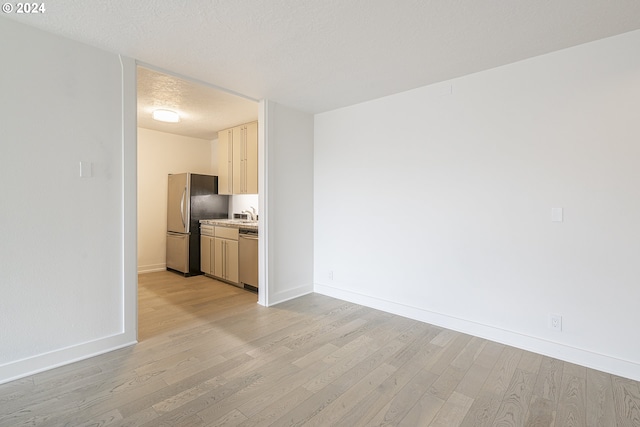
[129,61,269,341]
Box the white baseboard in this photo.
[0,333,137,385]
[137,263,166,274]
[314,283,640,382]
[267,283,314,307]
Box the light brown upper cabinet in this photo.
[218,121,258,195]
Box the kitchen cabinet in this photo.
[218,128,233,195]
[218,121,258,195]
[213,226,239,285]
[200,235,213,275]
[235,121,258,194]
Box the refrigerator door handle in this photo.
[180,186,187,229]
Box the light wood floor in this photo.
[1,271,639,426]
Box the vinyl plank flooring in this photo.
[398,390,445,426]
[1,271,639,427]
[195,358,304,421]
[301,336,384,393]
[454,361,493,401]
[429,390,475,427]
[533,355,565,403]
[366,367,440,426]
[237,387,314,427]
[556,362,587,427]
[453,341,504,400]
[492,368,537,427]
[586,368,615,427]
[524,395,557,427]
[428,364,467,401]
[267,383,344,426]
[303,363,398,426]
[458,346,523,427]
[427,333,474,375]
[612,374,640,427]
[235,360,327,419]
[359,329,458,426]
[337,341,443,425]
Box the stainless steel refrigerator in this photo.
[166,173,229,276]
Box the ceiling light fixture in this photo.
[152,109,180,123]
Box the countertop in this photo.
[200,218,258,232]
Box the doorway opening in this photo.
[135,64,261,340]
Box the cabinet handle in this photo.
[241,127,245,193]
[245,130,248,193]
[229,132,233,193]
[245,129,248,193]
[241,133,244,193]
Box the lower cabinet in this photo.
[214,237,239,284]
[201,225,240,285]
[200,235,213,275]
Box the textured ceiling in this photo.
[137,67,258,140]
[4,1,640,114]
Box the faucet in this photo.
[241,209,256,221]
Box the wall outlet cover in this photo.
[551,207,563,222]
[79,161,93,178]
[549,314,562,331]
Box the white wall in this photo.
[0,18,137,383]
[261,101,314,306]
[314,30,640,380]
[137,128,215,273]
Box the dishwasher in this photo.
[239,230,258,291]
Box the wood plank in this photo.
[429,391,475,427]
[459,346,522,427]
[556,362,587,427]
[365,368,440,426]
[611,375,640,427]
[586,368,615,427]
[533,356,564,403]
[398,391,444,426]
[237,387,313,427]
[336,341,443,426]
[492,368,536,427]
[0,271,637,427]
[524,395,556,427]
[235,360,327,419]
[303,363,398,426]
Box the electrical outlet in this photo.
[328,270,334,281]
[79,161,92,178]
[549,314,562,331]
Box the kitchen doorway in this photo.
[135,64,261,339]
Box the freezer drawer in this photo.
[166,232,189,274]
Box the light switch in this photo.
[551,207,563,222]
[80,161,92,178]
